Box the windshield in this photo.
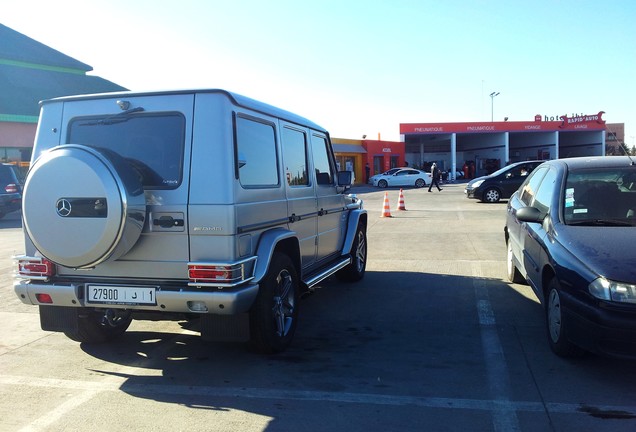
[564,167,636,226]
[68,113,185,189]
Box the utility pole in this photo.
[489,91,500,122]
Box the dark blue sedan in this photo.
[504,156,636,358]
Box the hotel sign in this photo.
[559,111,606,130]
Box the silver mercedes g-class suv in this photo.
[14,89,367,353]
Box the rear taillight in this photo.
[187,257,256,287]
[16,256,56,280]
[5,183,18,193]
[188,265,234,284]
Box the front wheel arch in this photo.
[544,277,585,357]
[336,222,367,282]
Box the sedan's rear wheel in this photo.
[415,178,425,188]
[482,188,501,203]
[506,239,525,284]
[545,278,585,357]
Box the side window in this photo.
[311,134,334,186]
[235,116,279,187]
[282,127,309,186]
[519,167,548,206]
[533,168,558,215]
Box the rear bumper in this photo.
[14,279,259,315]
[0,194,21,214]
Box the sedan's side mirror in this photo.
[516,206,545,223]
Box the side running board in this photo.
[303,257,351,290]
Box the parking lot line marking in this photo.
[473,262,521,432]
[17,389,99,432]
[2,374,635,417]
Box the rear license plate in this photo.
[87,285,157,306]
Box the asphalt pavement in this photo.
[1,183,635,432]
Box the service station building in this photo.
[400,112,607,180]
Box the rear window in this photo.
[0,164,25,185]
[68,113,185,189]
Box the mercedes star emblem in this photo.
[56,199,72,217]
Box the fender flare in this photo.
[252,228,300,284]
[341,209,367,255]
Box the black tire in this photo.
[337,224,367,282]
[64,309,132,343]
[506,239,525,284]
[415,178,425,188]
[378,179,388,188]
[250,253,299,354]
[482,188,501,203]
[545,278,585,357]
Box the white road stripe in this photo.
[473,263,521,431]
[2,374,635,415]
[18,390,99,432]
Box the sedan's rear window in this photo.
[68,113,185,189]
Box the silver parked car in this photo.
[14,89,368,353]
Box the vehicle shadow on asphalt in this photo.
[77,270,636,428]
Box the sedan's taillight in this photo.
[5,183,18,193]
[15,256,56,280]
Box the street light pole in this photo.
[489,91,500,122]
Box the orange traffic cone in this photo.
[381,192,392,218]
[397,188,407,211]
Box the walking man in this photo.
[428,163,442,192]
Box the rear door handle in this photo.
[153,216,184,228]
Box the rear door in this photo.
[59,93,194,279]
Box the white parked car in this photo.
[372,168,432,188]
[368,167,401,184]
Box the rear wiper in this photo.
[79,107,145,126]
[568,219,633,227]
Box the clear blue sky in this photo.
[4,0,635,143]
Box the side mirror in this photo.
[516,206,544,223]
[337,170,353,189]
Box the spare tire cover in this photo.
[23,145,146,268]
